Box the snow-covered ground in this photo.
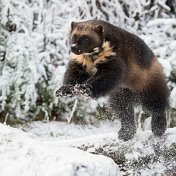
[0,123,121,176]
[17,120,120,140]
[1,121,176,176]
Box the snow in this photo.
[15,121,176,175]
[0,0,176,175]
[147,18,176,26]
[170,87,176,108]
[66,128,176,176]
[0,123,121,176]
[17,120,120,140]
[1,120,176,176]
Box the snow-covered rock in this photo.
[1,122,176,175]
[68,128,176,176]
[0,123,121,176]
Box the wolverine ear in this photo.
[94,25,104,34]
[71,22,77,31]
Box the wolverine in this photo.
[56,20,169,141]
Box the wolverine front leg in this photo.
[56,61,89,97]
[74,59,125,98]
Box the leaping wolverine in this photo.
[56,20,169,141]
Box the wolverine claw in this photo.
[55,90,63,97]
[74,84,94,98]
[55,85,74,97]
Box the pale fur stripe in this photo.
[70,41,115,74]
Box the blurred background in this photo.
[0,0,176,131]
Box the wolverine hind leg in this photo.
[141,82,169,137]
[110,88,136,141]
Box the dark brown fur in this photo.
[56,20,170,141]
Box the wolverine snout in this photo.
[70,43,81,55]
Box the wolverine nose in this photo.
[71,43,81,54]
[71,43,77,50]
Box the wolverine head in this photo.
[70,21,104,55]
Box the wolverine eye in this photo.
[82,35,91,41]
[78,35,92,45]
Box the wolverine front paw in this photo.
[55,85,74,97]
[118,127,136,141]
[74,84,95,98]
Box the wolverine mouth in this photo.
[71,44,103,56]
[83,47,103,57]
[72,50,82,55]
[84,47,100,55]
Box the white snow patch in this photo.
[170,87,176,108]
[17,120,120,141]
[0,123,121,176]
[1,122,176,176]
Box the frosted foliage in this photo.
[116,0,175,30]
[0,0,176,121]
[0,33,41,118]
[170,87,176,108]
[1,0,32,33]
